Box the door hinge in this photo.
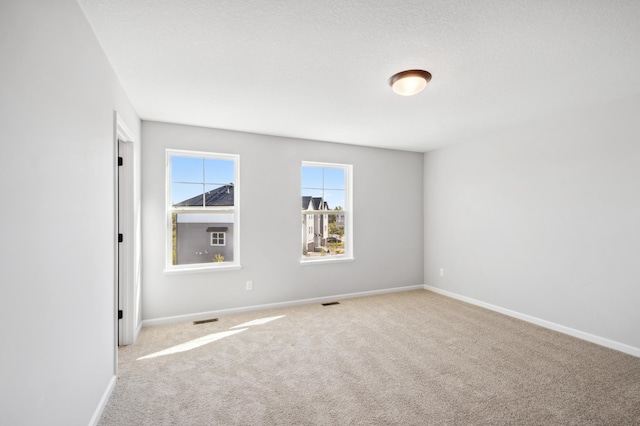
[118,233,123,243]
[118,157,123,166]
[118,310,123,320]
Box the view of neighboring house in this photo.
[336,212,345,229]
[174,187,339,263]
[302,196,329,254]
[174,184,235,264]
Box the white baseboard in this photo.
[142,285,424,327]
[424,285,640,358]
[89,375,116,426]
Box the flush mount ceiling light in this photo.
[389,69,432,96]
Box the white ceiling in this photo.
[78,0,640,152]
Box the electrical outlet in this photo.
[246,281,253,290]
[439,268,444,277]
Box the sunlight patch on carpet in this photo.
[230,315,286,329]
[137,328,248,360]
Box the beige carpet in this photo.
[99,290,640,425]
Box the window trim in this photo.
[300,161,353,265]
[165,149,240,273]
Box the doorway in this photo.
[115,113,139,350]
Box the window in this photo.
[166,150,240,271]
[210,232,226,246]
[301,161,352,263]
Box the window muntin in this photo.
[166,150,239,271]
[301,161,352,262]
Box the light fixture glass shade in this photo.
[389,70,432,96]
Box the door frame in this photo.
[114,112,137,362]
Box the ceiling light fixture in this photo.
[388,69,432,96]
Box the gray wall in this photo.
[142,121,424,321]
[424,94,640,351]
[0,0,141,424]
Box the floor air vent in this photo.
[193,318,219,325]
[322,301,340,306]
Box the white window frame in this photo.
[300,161,353,265]
[165,149,240,273]
[210,232,226,246]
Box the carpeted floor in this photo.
[99,290,640,425]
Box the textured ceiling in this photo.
[78,0,640,152]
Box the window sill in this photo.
[299,257,354,266]
[164,264,242,275]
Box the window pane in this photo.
[301,166,323,189]
[301,212,346,258]
[204,158,235,184]
[204,184,234,207]
[323,168,345,190]
[322,189,345,211]
[171,156,203,183]
[301,189,323,198]
[301,189,323,211]
[174,213,234,265]
[172,183,204,206]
